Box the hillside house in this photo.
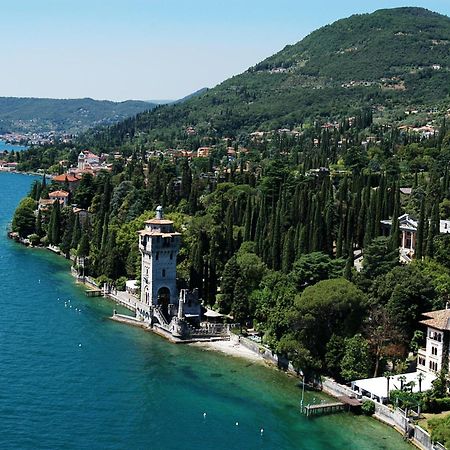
[417,307,450,379]
[49,190,69,207]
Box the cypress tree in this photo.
[49,201,62,245]
[71,215,82,250]
[271,201,282,270]
[77,231,90,257]
[416,196,425,260]
[243,196,252,242]
[426,202,440,257]
[225,202,234,257]
[35,209,43,238]
[389,185,400,252]
[281,227,295,273]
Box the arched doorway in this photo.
[157,287,170,319]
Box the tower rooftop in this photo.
[144,218,174,226]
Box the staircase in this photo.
[152,306,170,330]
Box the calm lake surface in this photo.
[0,172,411,450]
[0,140,28,152]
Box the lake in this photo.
[0,172,411,449]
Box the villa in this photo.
[417,307,450,376]
[381,213,450,262]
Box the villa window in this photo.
[405,232,412,249]
[430,331,442,342]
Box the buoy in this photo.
[78,343,82,347]
[203,412,207,418]
[260,428,264,435]
[235,422,239,426]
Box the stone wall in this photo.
[230,334,297,373]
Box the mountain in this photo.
[86,7,450,148]
[0,97,155,134]
[172,88,209,104]
[147,88,209,105]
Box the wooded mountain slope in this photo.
[86,7,450,148]
[0,97,154,134]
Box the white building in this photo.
[48,190,69,207]
[381,213,450,262]
[417,307,450,377]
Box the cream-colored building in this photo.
[417,307,450,376]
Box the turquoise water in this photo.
[0,140,28,152]
[0,172,411,450]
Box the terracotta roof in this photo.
[139,230,181,237]
[39,199,56,205]
[144,219,174,225]
[49,190,69,197]
[420,309,450,331]
[53,174,80,182]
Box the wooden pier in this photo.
[301,396,361,417]
[85,289,103,297]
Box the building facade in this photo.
[139,206,181,314]
[381,213,450,262]
[417,307,450,377]
[136,206,202,338]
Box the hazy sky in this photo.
[1,0,449,101]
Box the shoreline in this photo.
[189,338,268,364]
[6,230,420,449]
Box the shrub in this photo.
[115,276,128,291]
[361,400,376,416]
[436,398,450,411]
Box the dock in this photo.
[301,396,361,417]
[85,289,103,297]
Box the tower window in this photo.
[162,269,166,277]
[170,252,173,260]
[156,252,159,261]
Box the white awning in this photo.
[351,371,435,402]
[204,309,224,318]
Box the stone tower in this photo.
[138,206,181,317]
[78,151,86,170]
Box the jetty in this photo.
[301,396,361,417]
[85,289,103,297]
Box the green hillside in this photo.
[86,7,450,148]
[0,97,154,134]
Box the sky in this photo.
[1,0,449,102]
